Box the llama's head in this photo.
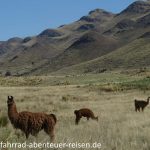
[7,96,15,106]
[74,110,78,115]
[147,97,150,103]
[49,114,57,124]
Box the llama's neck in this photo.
[8,103,19,124]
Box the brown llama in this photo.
[7,96,57,141]
[134,97,150,112]
[74,108,98,125]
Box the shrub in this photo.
[5,71,11,77]
[62,95,69,102]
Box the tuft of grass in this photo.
[62,95,70,102]
[0,115,8,127]
[55,80,70,86]
[0,76,43,86]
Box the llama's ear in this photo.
[8,96,9,99]
[11,96,13,99]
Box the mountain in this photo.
[54,35,150,74]
[0,0,150,76]
[119,1,150,14]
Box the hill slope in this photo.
[0,0,150,76]
[53,35,150,74]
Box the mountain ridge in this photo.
[0,0,150,76]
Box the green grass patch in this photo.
[87,77,150,92]
[0,115,8,127]
[118,77,150,91]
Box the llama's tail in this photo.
[49,114,57,124]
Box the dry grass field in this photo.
[0,72,150,150]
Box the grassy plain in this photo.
[0,71,150,150]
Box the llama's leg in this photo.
[135,107,137,112]
[75,116,81,125]
[142,107,145,112]
[25,132,30,139]
[87,117,90,121]
[44,121,55,142]
[44,128,55,142]
[49,129,55,142]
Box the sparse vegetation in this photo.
[0,115,8,127]
[0,76,43,86]
[62,95,70,102]
[118,77,150,91]
[0,80,150,150]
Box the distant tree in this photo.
[139,67,147,73]
[97,68,107,73]
[5,71,11,77]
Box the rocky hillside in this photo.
[0,0,150,76]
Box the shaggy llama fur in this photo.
[134,97,150,112]
[74,108,98,125]
[7,96,57,141]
